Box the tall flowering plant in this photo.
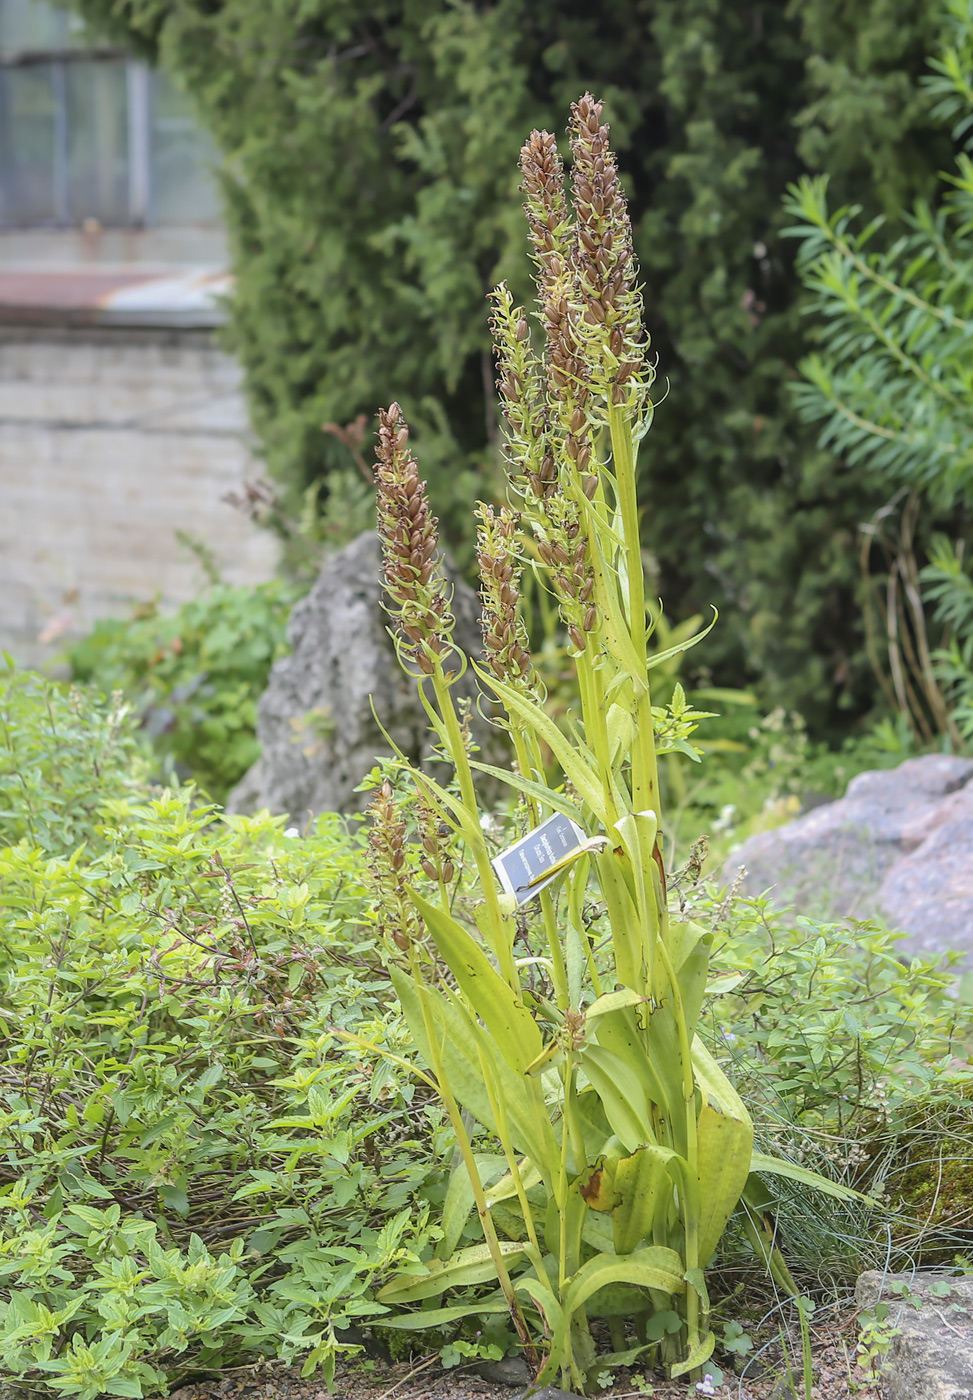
[361,97,860,1390]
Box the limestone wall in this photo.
[0,326,278,668]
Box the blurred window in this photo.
[0,0,220,227]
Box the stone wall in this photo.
[0,325,278,668]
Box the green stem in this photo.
[652,932,702,1350]
[475,1041,548,1267]
[510,725,569,1008]
[577,652,619,827]
[407,944,538,1370]
[608,402,661,822]
[429,662,517,988]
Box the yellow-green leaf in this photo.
[563,1247,684,1317]
[410,891,542,1074]
[376,1241,527,1302]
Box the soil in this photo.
[166,1316,888,1400]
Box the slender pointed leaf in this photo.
[376,1241,527,1302]
[410,890,542,1074]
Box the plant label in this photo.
[491,811,597,905]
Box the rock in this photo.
[227,530,505,821]
[474,1356,531,1385]
[724,754,973,967]
[515,1388,584,1400]
[857,1270,973,1398]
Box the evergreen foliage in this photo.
[785,0,973,744]
[61,0,949,726]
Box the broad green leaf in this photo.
[705,971,745,996]
[579,1044,654,1153]
[376,1241,527,1302]
[485,1159,542,1208]
[610,811,660,990]
[594,849,646,991]
[695,1100,753,1266]
[691,1038,750,1121]
[667,918,708,976]
[612,1144,675,1254]
[585,988,646,1021]
[439,1153,508,1259]
[515,1275,567,1385]
[594,1005,676,1124]
[671,932,711,1044]
[563,1246,684,1316]
[580,1208,615,1254]
[607,703,635,766]
[410,891,542,1074]
[389,969,559,1174]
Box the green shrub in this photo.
[2,666,971,1392]
[695,887,973,1284]
[0,781,442,1396]
[67,581,295,800]
[0,662,145,856]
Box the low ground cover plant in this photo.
[0,672,443,1397]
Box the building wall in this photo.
[0,325,278,668]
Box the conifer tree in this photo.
[64,0,949,726]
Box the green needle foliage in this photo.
[785,0,973,742]
[361,98,860,1391]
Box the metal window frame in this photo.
[0,43,153,228]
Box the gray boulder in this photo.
[227,530,504,822]
[857,1270,973,1399]
[724,754,973,966]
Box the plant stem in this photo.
[407,942,538,1372]
[608,402,661,823]
[429,662,517,988]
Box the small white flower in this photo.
[284,827,299,839]
[696,1376,717,1396]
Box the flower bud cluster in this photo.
[475,502,535,687]
[366,780,423,952]
[520,130,597,497]
[533,494,597,653]
[569,93,652,408]
[374,402,454,674]
[490,285,556,499]
[415,792,456,885]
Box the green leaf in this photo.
[439,1154,508,1259]
[410,891,543,1074]
[611,1145,674,1254]
[696,1099,753,1267]
[563,1247,684,1317]
[668,1327,716,1379]
[376,1241,527,1302]
[473,665,605,815]
[749,1152,874,1205]
[379,1296,510,1328]
[579,1044,654,1154]
[467,761,585,824]
[389,968,559,1172]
